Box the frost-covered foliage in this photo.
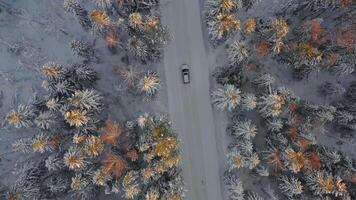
[63,1,168,97]
[212,84,241,111]
[278,176,303,199]
[2,1,174,200]
[253,73,275,90]
[227,118,260,170]
[224,172,265,200]
[346,81,356,102]
[258,92,285,118]
[269,19,289,54]
[212,84,258,112]
[6,163,43,200]
[245,192,264,200]
[115,115,186,199]
[138,71,160,97]
[224,172,244,200]
[306,170,351,198]
[5,104,34,128]
[205,0,242,45]
[240,93,257,111]
[319,82,345,97]
[3,54,102,199]
[3,50,184,199]
[6,62,100,134]
[204,0,262,45]
[70,39,97,62]
[5,101,185,199]
[213,65,243,87]
[64,0,170,62]
[64,0,92,31]
[209,0,356,199]
[116,65,140,89]
[275,3,356,79]
[231,119,257,139]
[228,40,250,65]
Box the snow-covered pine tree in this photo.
[224,172,244,200]
[245,191,264,200]
[241,93,257,111]
[330,63,355,76]
[5,104,34,128]
[138,71,160,97]
[213,65,243,87]
[70,40,96,62]
[319,82,345,97]
[278,175,303,199]
[231,118,258,140]
[127,37,149,61]
[346,81,356,102]
[63,0,92,31]
[212,84,241,111]
[253,73,275,90]
[228,40,250,66]
[293,64,312,80]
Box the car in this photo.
[181,64,190,84]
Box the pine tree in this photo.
[141,21,170,62]
[278,175,303,199]
[266,118,284,132]
[293,64,312,80]
[346,81,356,102]
[255,165,269,177]
[46,176,70,195]
[241,0,262,10]
[253,73,275,90]
[7,163,42,200]
[116,65,140,90]
[314,104,336,125]
[127,37,149,61]
[138,71,160,97]
[231,119,258,140]
[72,63,98,84]
[205,0,242,45]
[63,0,92,31]
[306,170,350,198]
[5,104,34,128]
[212,84,241,111]
[263,185,279,200]
[245,191,264,200]
[70,40,96,62]
[318,146,341,165]
[330,63,355,76]
[319,82,345,97]
[258,93,285,118]
[228,41,250,65]
[69,89,102,111]
[213,65,243,87]
[34,111,55,130]
[334,110,354,128]
[95,0,114,11]
[241,93,257,111]
[224,172,244,200]
[45,155,64,172]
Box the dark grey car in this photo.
[181,64,190,84]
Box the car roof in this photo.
[181,64,189,70]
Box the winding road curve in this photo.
[161,0,224,199]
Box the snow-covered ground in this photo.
[160,0,225,199]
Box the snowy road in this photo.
[161,0,224,199]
